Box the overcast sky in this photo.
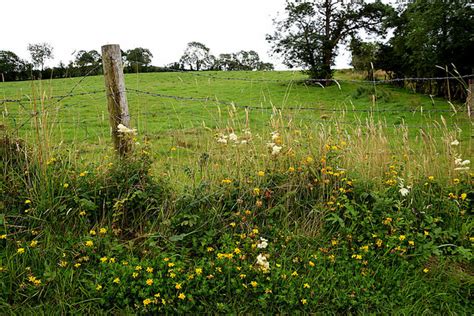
[2,0,352,69]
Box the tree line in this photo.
[0,42,274,82]
[267,0,473,99]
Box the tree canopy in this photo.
[27,42,54,71]
[267,0,393,81]
[180,42,211,71]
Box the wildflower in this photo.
[207,247,215,252]
[178,293,186,300]
[146,267,154,273]
[85,240,94,247]
[63,183,69,188]
[109,257,116,263]
[305,156,314,164]
[229,132,238,142]
[74,263,81,268]
[265,288,272,294]
[146,279,154,286]
[100,257,108,263]
[79,210,87,216]
[308,261,315,267]
[291,271,298,277]
[17,248,25,254]
[221,179,232,184]
[453,178,460,184]
[0,234,6,239]
[234,248,241,254]
[460,193,467,200]
[399,187,410,197]
[424,230,429,236]
[99,228,107,234]
[383,217,392,225]
[59,260,68,267]
[240,274,246,279]
[169,273,176,278]
[257,237,268,249]
[352,254,362,260]
[195,268,203,275]
[423,268,429,273]
[170,147,177,151]
[301,298,307,305]
[253,187,260,195]
[360,245,369,252]
[408,240,415,246]
[450,139,459,146]
[252,228,259,234]
[257,171,265,177]
[271,145,282,156]
[25,199,31,204]
[132,272,139,278]
[230,222,236,228]
[256,253,270,271]
[168,262,175,268]
[117,124,137,136]
[96,284,102,291]
[251,281,258,288]
[303,283,310,289]
[29,240,38,247]
[79,171,87,177]
[90,230,96,236]
[399,235,406,241]
[288,166,295,172]
[143,298,152,306]
[113,277,120,284]
[331,240,338,246]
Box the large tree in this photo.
[0,50,27,81]
[125,47,153,72]
[267,0,392,81]
[27,42,54,71]
[74,50,101,68]
[179,42,211,71]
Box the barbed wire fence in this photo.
[1,58,473,148]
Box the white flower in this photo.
[266,142,275,148]
[257,237,268,249]
[460,160,470,166]
[271,131,280,141]
[117,124,137,136]
[256,253,270,271]
[455,158,463,165]
[240,140,248,145]
[454,167,470,171]
[455,158,470,166]
[450,140,459,146]
[399,187,410,197]
[271,145,282,156]
[217,138,227,144]
[229,133,238,142]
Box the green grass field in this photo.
[1,71,473,314]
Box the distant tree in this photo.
[233,50,261,70]
[0,50,26,81]
[350,38,379,80]
[256,62,274,71]
[180,42,211,71]
[74,50,101,68]
[27,42,54,71]
[267,0,393,81]
[125,47,153,72]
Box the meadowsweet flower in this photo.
[256,253,270,271]
[257,237,268,249]
[271,145,282,155]
[117,124,137,136]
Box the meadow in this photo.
[1,70,473,313]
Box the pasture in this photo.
[1,71,473,313]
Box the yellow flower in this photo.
[308,261,315,267]
[303,283,310,289]
[399,235,406,241]
[253,187,260,195]
[74,263,81,268]
[109,257,116,263]
[132,272,139,278]
[453,178,460,184]
[79,211,87,216]
[175,283,182,290]
[376,239,383,247]
[301,298,308,305]
[257,171,265,177]
[113,277,120,284]
[17,248,25,254]
[135,265,142,271]
[305,156,314,164]
[230,222,236,228]
[33,279,42,286]
[178,293,186,300]
[79,171,87,177]
[252,228,259,234]
[291,271,298,277]
[100,257,108,263]
[428,176,434,181]
[408,240,415,246]
[168,262,175,268]
[234,248,241,254]
[288,166,295,172]
[239,274,246,279]
[265,288,272,294]
[460,193,467,200]
[146,267,154,273]
[143,298,152,306]
[169,272,176,278]
[331,240,338,246]
[59,260,68,267]
[221,179,232,184]
[360,245,369,252]
[63,183,69,188]
[29,240,38,247]
[89,230,96,236]
[146,279,154,286]
[96,284,102,291]
[25,199,31,204]
[423,268,429,273]
[250,281,258,288]
[195,268,203,275]
[207,247,215,252]
[0,234,6,239]
[99,228,107,234]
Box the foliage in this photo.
[267,0,393,80]
[180,42,212,71]
[125,48,154,73]
[27,42,54,72]
[350,38,379,81]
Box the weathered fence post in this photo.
[101,44,132,156]
[467,79,473,119]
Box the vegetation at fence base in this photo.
[1,123,472,313]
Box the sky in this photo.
[2,0,355,70]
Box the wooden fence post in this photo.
[468,79,473,119]
[101,44,132,156]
